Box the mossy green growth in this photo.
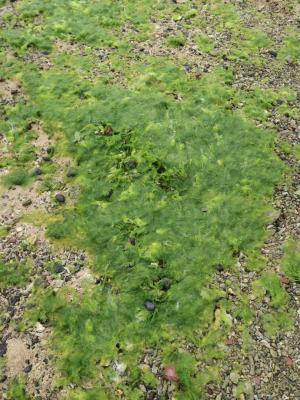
[253,272,289,308]
[8,378,30,400]
[17,59,284,396]
[278,33,300,61]
[230,29,271,62]
[0,0,293,397]
[0,259,31,289]
[262,311,294,337]
[166,35,186,48]
[282,239,300,281]
[196,34,214,53]
[2,169,30,186]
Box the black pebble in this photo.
[0,342,7,357]
[55,193,65,203]
[144,301,155,311]
[24,364,32,373]
[269,50,278,58]
[32,167,43,176]
[161,278,171,291]
[216,264,225,272]
[54,263,64,273]
[42,156,51,162]
[66,168,77,178]
[46,146,54,155]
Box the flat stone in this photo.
[144,301,155,311]
[55,193,65,203]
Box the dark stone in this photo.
[42,155,51,162]
[0,342,7,357]
[103,126,113,136]
[125,159,137,170]
[269,50,278,58]
[0,374,7,383]
[73,264,81,273]
[9,294,20,305]
[64,275,72,282]
[46,146,54,155]
[32,167,43,176]
[144,301,155,311]
[24,364,32,373]
[161,278,171,291]
[54,263,64,273]
[216,264,225,272]
[55,193,65,203]
[66,168,77,178]
[22,199,32,207]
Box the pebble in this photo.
[24,364,32,373]
[269,50,278,58]
[229,372,239,385]
[54,263,64,273]
[32,167,43,176]
[163,365,179,382]
[35,322,45,333]
[161,278,171,291]
[144,301,155,311]
[22,199,32,207]
[55,193,65,203]
[0,342,7,356]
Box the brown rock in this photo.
[164,365,179,382]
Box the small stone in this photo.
[103,126,113,136]
[46,146,54,155]
[144,301,155,311]
[24,364,32,373]
[22,199,32,207]
[32,167,43,176]
[55,193,65,203]
[35,322,45,333]
[229,372,239,385]
[42,156,51,162]
[0,342,7,357]
[163,365,179,382]
[161,278,171,291]
[280,276,290,285]
[269,50,278,58]
[114,361,127,375]
[254,376,261,386]
[54,263,64,273]
[284,356,293,367]
[226,336,236,345]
